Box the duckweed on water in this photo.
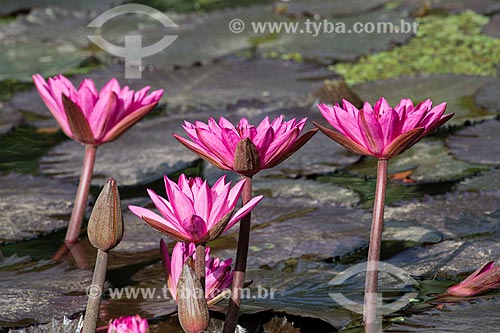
[332,11,500,84]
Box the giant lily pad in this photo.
[352,74,496,126]
[0,263,90,327]
[0,174,75,243]
[348,139,487,183]
[448,120,500,165]
[258,9,414,64]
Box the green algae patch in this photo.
[332,11,500,84]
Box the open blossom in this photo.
[446,261,500,297]
[129,175,263,243]
[315,98,453,159]
[161,240,233,302]
[173,115,317,176]
[107,315,149,333]
[32,74,163,145]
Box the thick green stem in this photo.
[223,176,252,333]
[65,145,97,243]
[363,159,388,333]
[82,249,108,333]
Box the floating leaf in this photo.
[0,263,90,327]
[352,75,496,126]
[0,7,98,82]
[474,79,500,113]
[11,58,332,128]
[386,297,500,332]
[482,13,500,38]
[274,0,390,18]
[258,9,414,63]
[0,174,75,243]
[334,12,500,84]
[456,167,500,192]
[448,120,500,165]
[348,139,486,183]
[253,178,360,207]
[385,191,500,241]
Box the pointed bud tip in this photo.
[87,178,124,251]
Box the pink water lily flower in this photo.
[446,261,500,297]
[32,74,163,145]
[107,314,149,333]
[129,175,263,243]
[173,115,317,176]
[161,240,233,303]
[315,98,453,159]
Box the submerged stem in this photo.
[223,176,253,333]
[363,159,388,333]
[65,145,97,243]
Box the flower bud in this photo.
[87,178,124,251]
[233,138,260,176]
[177,258,210,333]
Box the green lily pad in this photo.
[352,74,496,126]
[0,174,75,243]
[39,114,202,186]
[274,0,390,18]
[258,8,414,63]
[474,79,500,113]
[456,167,500,192]
[0,107,22,136]
[388,237,500,278]
[333,11,500,84]
[387,297,500,332]
[348,139,486,183]
[448,120,500,165]
[11,58,332,128]
[213,203,371,268]
[8,315,84,333]
[0,263,90,328]
[385,191,500,240]
[253,178,360,207]
[0,0,124,16]
[482,13,500,38]
[0,7,98,82]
